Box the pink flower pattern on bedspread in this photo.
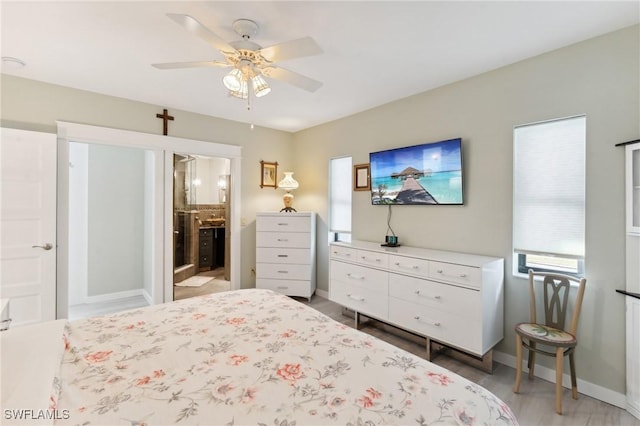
[53,289,518,425]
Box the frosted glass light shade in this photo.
[278,172,299,191]
[230,79,248,99]
[223,69,243,92]
[252,74,271,98]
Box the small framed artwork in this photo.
[353,163,371,191]
[260,161,278,188]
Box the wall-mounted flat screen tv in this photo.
[369,138,463,205]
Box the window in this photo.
[513,115,586,276]
[329,156,352,242]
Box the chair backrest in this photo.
[528,270,587,335]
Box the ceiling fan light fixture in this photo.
[251,74,271,98]
[223,68,243,92]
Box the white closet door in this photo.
[0,128,57,326]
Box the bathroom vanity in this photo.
[199,226,225,271]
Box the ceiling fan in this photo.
[152,14,323,101]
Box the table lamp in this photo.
[278,172,299,212]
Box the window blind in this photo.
[513,116,586,259]
[329,156,352,234]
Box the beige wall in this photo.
[0,75,295,287]
[1,24,638,398]
[294,25,639,395]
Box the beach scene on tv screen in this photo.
[370,138,463,205]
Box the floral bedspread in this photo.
[53,289,518,425]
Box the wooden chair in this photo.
[513,269,587,414]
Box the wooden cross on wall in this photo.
[156,109,174,136]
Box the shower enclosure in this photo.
[173,155,198,281]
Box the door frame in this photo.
[56,121,242,317]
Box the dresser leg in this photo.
[425,337,432,361]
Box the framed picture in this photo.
[260,161,278,188]
[353,163,371,191]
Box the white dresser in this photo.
[256,212,316,300]
[329,240,504,370]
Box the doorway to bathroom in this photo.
[173,153,231,300]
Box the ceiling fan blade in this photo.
[152,60,230,70]
[259,37,323,63]
[263,66,323,93]
[167,13,236,55]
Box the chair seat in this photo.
[515,322,577,347]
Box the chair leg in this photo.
[528,341,536,379]
[514,334,523,393]
[555,347,564,414]
[569,351,578,400]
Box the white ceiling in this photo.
[1,1,638,133]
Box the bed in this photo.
[1,289,518,425]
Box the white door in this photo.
[0,128,57,326]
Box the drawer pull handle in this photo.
[347,294,365,302]
[277,270,289,274]
[277,223,288,226]
[0,318,12,330]
[436,269,444,274]
[346,273,364,280]
[276,286,289,289]
[459,273,467,278]
[414,291,441,300]
[277,238,289,242]
[395,262,419,270]
[277,254,289,258]
[413,316,441,326]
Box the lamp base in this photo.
[280,207,297,213]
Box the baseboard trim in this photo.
[493,350,627,409]
[142,289,153,305]
[85,289,143,304]
[315,289,328,299]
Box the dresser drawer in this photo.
[257,263,311,280]
[388,254,429,277]
[330,245,357,262]
[428,261,481,289]
[330,261,388,294]
[331,281,388,321]
[357,250,388,269]
[256,248,310,265]
[257,279,312,298]
[257,215,311,232]
[199,254,213,267]
[389,298,482,355]
[389,274,481,318]
[199,237,213,249]
[256,231,310,248]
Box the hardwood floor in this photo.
[302,294,640,426]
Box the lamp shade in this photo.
[278,172,299,191]
[223,68,243,92]
[252,74,271,98]
[230,78,248,99]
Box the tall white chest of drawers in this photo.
[329,240,504,369]
[256,212,316,300]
